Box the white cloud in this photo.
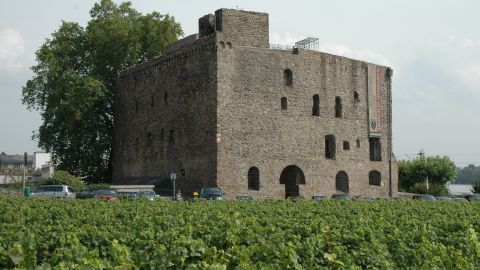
[270,32,391,66]
[0,29,26,73]
[454,63,480,93]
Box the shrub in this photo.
[410,182,449,196]
[472,179,480,193]
[43,170,85,191]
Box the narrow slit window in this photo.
[369,137,382,161]
[169,130,174,145]
[354,91,360,102]
[325,135,336,159]
[147,132,152,146]
[335,96,342,118]
[284,69,293,86]
[281,97,288,110]
[248,167,260,190]
[312,94,320,116]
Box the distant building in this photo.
[0,153,33,169]
[113,9,398,199]
[447,183,473,195]
[41,164,54,179]
[33,151,51,170]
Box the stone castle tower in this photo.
[113,9,398,198]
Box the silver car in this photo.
[30,185,76,199]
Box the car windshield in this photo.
[94,189,116,195]
[141,191,155,196]
[202,188,221,195]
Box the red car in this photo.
[93,189,118,200]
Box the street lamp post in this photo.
[418,150,429,194]
[170,170,177,199]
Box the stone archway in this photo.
[280,165,305,198]
[335,171,349,193]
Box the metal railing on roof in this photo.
[270,37,320,52]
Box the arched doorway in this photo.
[335,171,349,193]
[279,165,305,198]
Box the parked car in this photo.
[331,194,352,200]
[76,189,96,199]
[354,195,375,201]
[92,189,118,200]
[199,187,223,200]
[464,194,480,201]
[236,195,253,200]
[452,197,468,202]
[30,185,76,199]
[412,194,436,201]
[435,196,452,201]
[312,195,328,201]
[138,190,157,201]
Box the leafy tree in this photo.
[44,170,85,191]
[22,0,183,182]
[398,155,456,195]
[472,179,480,194]
[456,164,480,184]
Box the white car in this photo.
[30,185,76,199]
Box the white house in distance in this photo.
[33,151,55,179]
[33,151,51,169]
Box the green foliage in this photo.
[472,179,480,193]
[457,164,480,184]
[43,170,85,191]
[22,0,183,182]
[409,183,449,196]
[0,199,479,268]
[399,156,456,195]
[85,183,111,190]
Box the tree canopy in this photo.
[43,170,85,191]
[22,0,183,182]
[398,155,456,195]
[456,164,480,184]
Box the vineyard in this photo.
[0,198,479,269]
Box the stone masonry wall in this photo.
[215,9,269,48]
[113,35,218,195]
[216,46,397,199]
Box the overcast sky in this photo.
[1,0,479,166]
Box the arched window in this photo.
[335,171,349,193]
[325,135,336,159]
[354,91,360,102]
[135,100,139,113]
[164,92,168,105]
[248,167,260,190]
[356,139,360,148]
[284,69,293,86]
[281,97,288,110]
[226,42,232,49]
[335,96,342,118]
[150,95,155,107]
[219,41,225,49]
[369,170,381,186]
[312,94,320,116]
